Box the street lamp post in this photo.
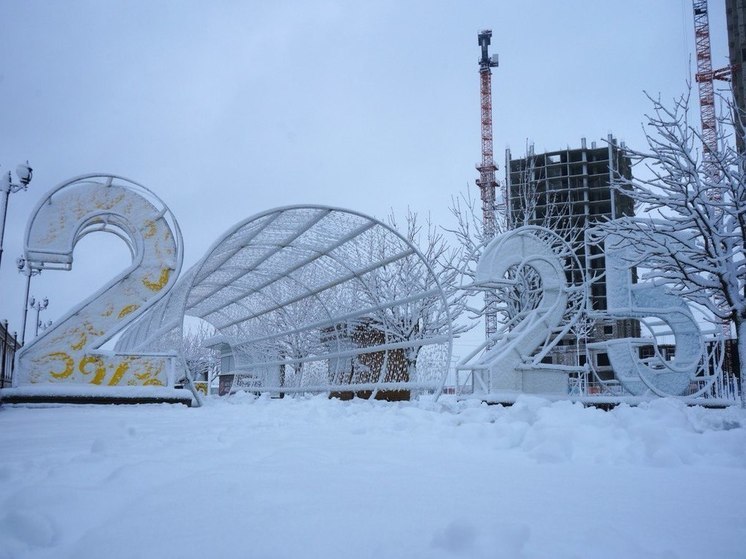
[0,162,33,272]
[17,256,41,346]
[29,296,49,337]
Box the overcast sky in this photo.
[0,0,731,357]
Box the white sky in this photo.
[0,0,731,358]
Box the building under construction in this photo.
[727,0,746,150]
[504,137,636,377]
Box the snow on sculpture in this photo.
[457,226,585,394]
[12,175,183,393]
[457,224,721,401]
[601,233,705,396]
[116,206,453,399]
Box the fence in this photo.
[1,320,20,389]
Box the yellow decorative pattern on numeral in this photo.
[136,372,165,386]
[16,177,181,390]
[142,220,157,238]
[108,360,130,386]
[118,304,140,319]
[71,331,87,351]
[142,268,171,292]
[79,355,107,384]
[47,352,75,379]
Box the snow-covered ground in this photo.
[1,394,745,559]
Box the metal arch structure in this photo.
[9,174,186,398]
[117,205,453,398]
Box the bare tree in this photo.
[181,319,220,385]
[600,90,746,404]
[352,209,469,380]
[266,287,327,387]
[447,187,492,301]
[447,147,581,324]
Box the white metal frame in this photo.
[13,174,185,391]
[117,205,453,399]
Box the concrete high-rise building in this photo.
[504,136,636,378]
[727,0,746,151]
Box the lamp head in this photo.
[15,162,32,187]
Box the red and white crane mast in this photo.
[692,0,730,178]
[476,30,499,240]
[692,0,733,337]
[476,29,499,343]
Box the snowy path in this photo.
[1,395,745,559]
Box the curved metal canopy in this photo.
[117,206,452,396]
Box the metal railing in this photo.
[0,320,20,389]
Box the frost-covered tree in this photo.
[181,320,220,384]
[600,91,746,403]
[446,187,492,300]
[266,290,325,387]
[447,148,580,324]
[355,209,469,379]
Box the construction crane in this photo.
[692,0,733,338]
[476,29,499,344]
[692,0,731,178]
[476,29,499,240]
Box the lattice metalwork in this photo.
[117,206,453,398]
[11,174,186,397]
[457,226,586,395]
